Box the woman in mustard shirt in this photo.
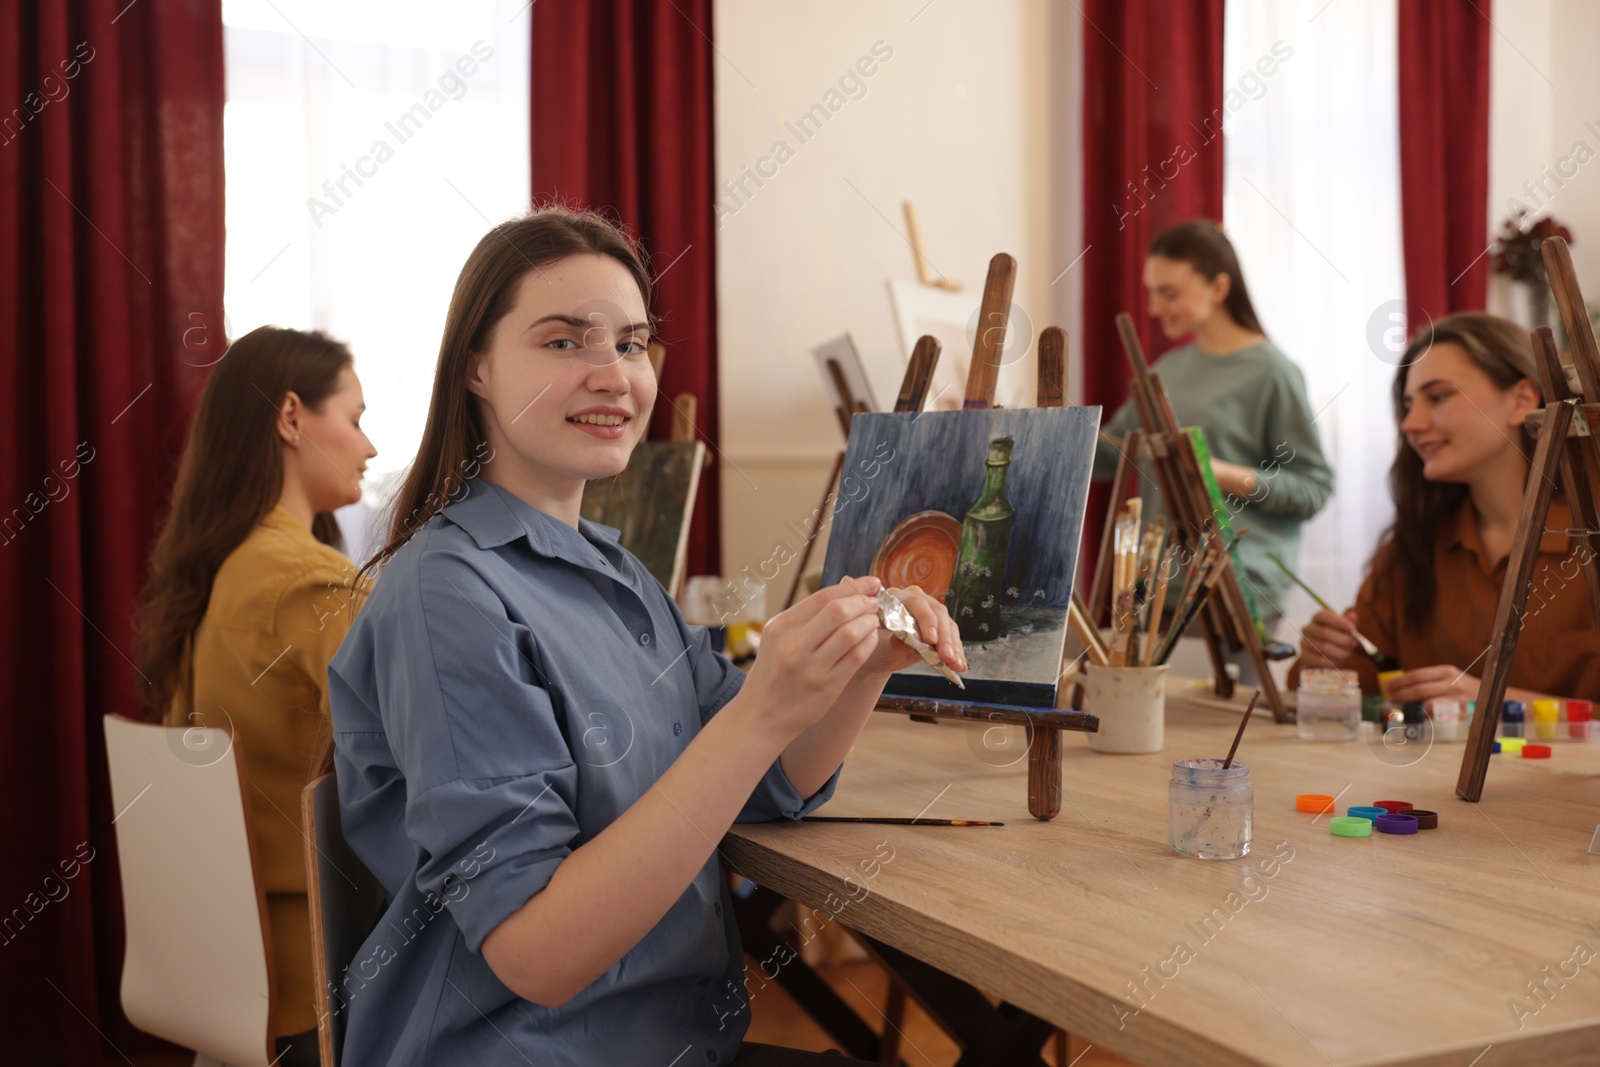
[134,325,377,1065]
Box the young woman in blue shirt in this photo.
[328,207,965,1066]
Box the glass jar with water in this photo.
[1169,759,1252,859]
[1295,668,1360,741]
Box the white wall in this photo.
[712,0,1071,609]
[1487,0,1600,318]
[1546,0,1600,295]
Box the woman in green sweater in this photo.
[1093,219,1334,648]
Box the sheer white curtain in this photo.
[221,0,531,556]
[1224,0,1403,639]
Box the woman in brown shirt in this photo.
[1298,312,1600,702]
[134,326,376,1065]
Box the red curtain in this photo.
[530,0,722,579]
[1398,0,1492,320]
[1079,0,1226,577]
[0,1,223,1060]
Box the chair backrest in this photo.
[103,714,275,1067]
[302,772,384,1067]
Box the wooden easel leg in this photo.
[1457,399,1573,801]
[1245,634,1286,722]
[1203,596,1242,653]
[1556,431,1600,635]
[1535,250,1600,639]
[1528,327,1600,637]
[786,451,846,609]
[1027,726,1062,821]
[1554,441,1600,636]
[1218,575,1288,722]
[1198,610,1234,699]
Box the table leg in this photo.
[731,886,885,1059]
[863,935,1054,1067]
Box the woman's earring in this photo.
[292,433,301,442]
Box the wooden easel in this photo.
[656,341,714,471]
[666,393,705,602]
[784,359,873,609]
[871,253,1098,820]
[902,201,962,291]
[1458,236,1600,801]
[1084,313,1290,723]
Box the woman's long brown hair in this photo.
[1378,312,1540,628]
[134,326,354,714]
[360,206,652,581]
[1148,219,1266,335]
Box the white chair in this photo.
[103,713,276,1067]
[302,772,384,1067]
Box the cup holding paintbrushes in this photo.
[1063,659,1168,754]
[1073,504,1183,752]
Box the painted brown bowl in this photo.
[869,510,962,601]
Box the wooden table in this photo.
[723,679,1600,1066]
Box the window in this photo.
[222,0,531,555]
[1224,0,1404,631]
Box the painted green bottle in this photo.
[948,436,1015,642]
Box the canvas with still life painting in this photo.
[821,406,1101,708]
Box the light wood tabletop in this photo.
[722,678,1600,1067]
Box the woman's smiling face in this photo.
[1143,255,1226,339]
[466,254,656,490]
[1398,340,1537,483]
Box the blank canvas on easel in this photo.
[821,406,1101,708]
[886,280,977,411]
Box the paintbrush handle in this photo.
[1071,591,1111,663]
[800,825,998,831]
[1351,629,1384,661]
[1222,690,1261,769]
[1143,552,1175,667]
[1069,598,1109,667]
[1266,550,1336,613]
[1109,590,1135,666]
[1265,549,1386,660]
[1154,544,1230,665]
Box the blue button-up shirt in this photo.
[328,478,837,1067]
